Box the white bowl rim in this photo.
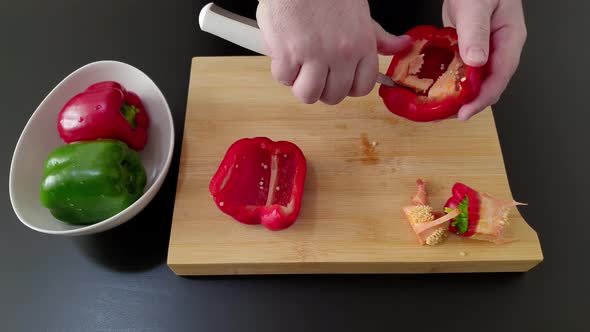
[9,60,175,236]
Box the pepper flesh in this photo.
[209,137,307,231]
[57,81,149,150]
[39,139,147,225]
[379,25,485,122]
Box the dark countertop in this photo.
[1,1,586,331]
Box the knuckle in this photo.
[329,94,347,105]
[321,97,339,106]
[320,89,346,105]
[286,36,319,57]
[271,63,288,83]
[351,81,373,97]
[361,82,375,96]
[299,93,316,104]
[299,95,316,104]
[293,86,318,104]
[336,39,359,60]
[286,43,304,58]
[271,56,288,69]
[271,55,299,84]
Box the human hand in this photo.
[256,0,410,105]
[442,0,527,120]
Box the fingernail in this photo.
[280,80,291,86]
[466,47,486,65]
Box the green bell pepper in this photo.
[39,139,147,225]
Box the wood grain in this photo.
[167,56,543,275]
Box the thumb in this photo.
[374,21,411,55]
[453,0,494,67]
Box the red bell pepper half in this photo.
[379,25,485,122]
[57,81,149,150]
[209,137,307,231]
[444,183,527,244]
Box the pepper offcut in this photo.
[443,182,527,244]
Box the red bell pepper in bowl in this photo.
[379,25,485,122]
[57,81,149,150]
[209,137,307,231]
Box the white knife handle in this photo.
[198,2,395,87]
[198,2,268,56]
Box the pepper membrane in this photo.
[379,25,485,122]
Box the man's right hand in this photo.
[256,0,410,105]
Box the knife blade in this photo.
[198,2,396,88]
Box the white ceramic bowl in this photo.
[9,60,175,236]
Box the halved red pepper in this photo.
[379,25,485,122]
[209,137,307,231]
[57,81,149,150]
[444,183,526,244]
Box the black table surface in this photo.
[1,1,587,331]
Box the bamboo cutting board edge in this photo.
[167,56,543,276]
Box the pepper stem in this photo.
[120,103,139,129]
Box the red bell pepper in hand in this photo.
[57,81,149,150]
[209,137,307,231]
[444,183,527,244]
[379,25,485,122]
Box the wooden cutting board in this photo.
[167,56,543,276]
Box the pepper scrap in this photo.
[57,81,149,150]
[444,183,527,244]
[402,179,460,246]
[209,137,307,231]
[379,25,485,122]
[39,140,147,225]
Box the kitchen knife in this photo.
[197,2,396,88]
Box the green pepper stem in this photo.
[120,103,139,129]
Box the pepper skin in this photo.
[39,139,147,225]
[444,183,482,237]
[57,81,149,150]
[209,137,307,231]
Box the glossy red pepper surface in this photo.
[444,182,482,237]
[209,137,307,231]
[57,81,149,150]
[379,25,485,122]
